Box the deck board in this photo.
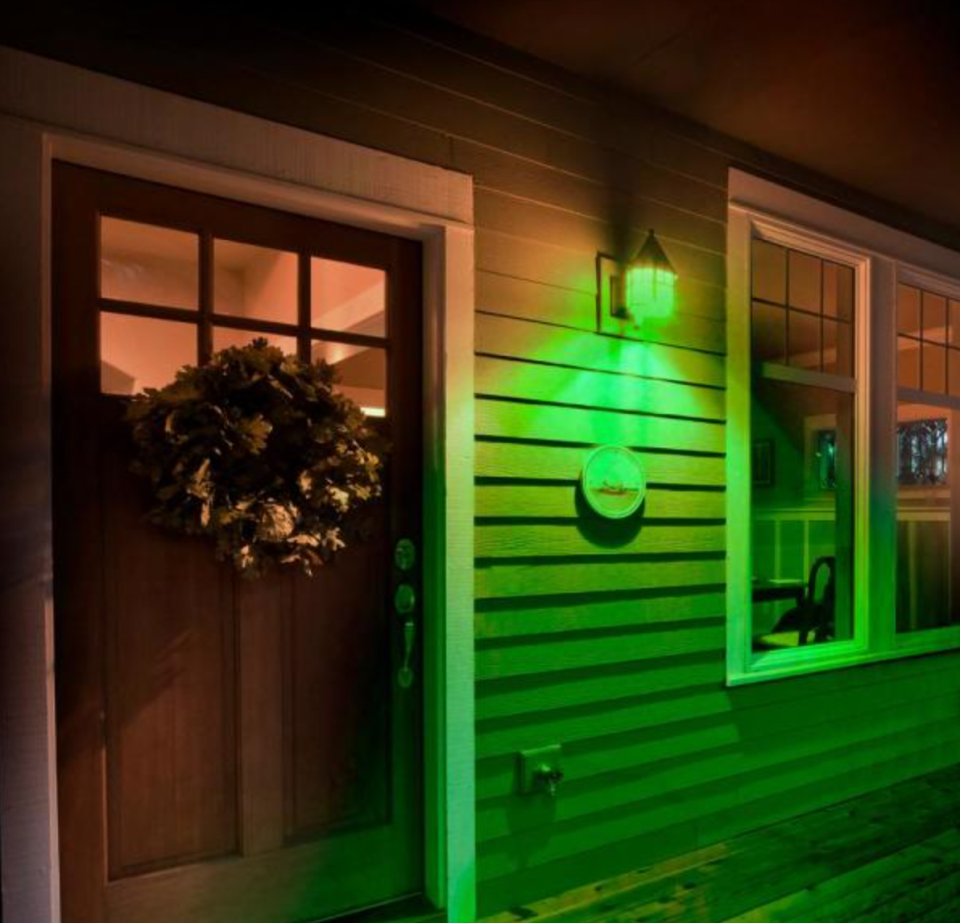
[480,764,960,923]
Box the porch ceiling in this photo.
[403,0,960,232]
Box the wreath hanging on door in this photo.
[125,338,385,577]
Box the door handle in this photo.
[394,581,417,689]
[398,618,416,689]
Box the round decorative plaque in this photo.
[580,446,647,520]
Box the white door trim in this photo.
[0,45,476,923]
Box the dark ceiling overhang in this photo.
[402,0,960,237]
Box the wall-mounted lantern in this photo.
[597,229,677,338]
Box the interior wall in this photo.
[5,7,960,917]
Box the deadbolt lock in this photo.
[394,538,416,572]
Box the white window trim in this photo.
[727,168,960,685]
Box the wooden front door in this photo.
[52,163,424,923]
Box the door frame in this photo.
[0,46,476,923]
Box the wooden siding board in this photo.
[475,523,726,559]
[476,625,725,683]
[476,273,727,352]
[149,14,731,219]
[476,442,726,486]
[475,189,725,286]
[475,357,727,418]
[450,140,727,227]
[476,484,726,521]
[477,685,731,759]
[475,591,727,640]
[24,26,455,171]
[475,400,725,452]
[294,14,733,188]
[476,315,727,387]
[477,269,726,337]
[455,143,726,248]
[475,658,724,720]
[476,559,726,600]
[475,664,960,763]
[475,690,960,801]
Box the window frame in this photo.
[727,169,960,685]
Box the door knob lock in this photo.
[394,583,416,615]
[394,538,416,572]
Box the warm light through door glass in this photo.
[214,239,298,323]
[100,217,199,310]
[213,327,297,356]
[311,259,386,337]
[100,313,196,394]
[312,341,386,417]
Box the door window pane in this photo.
[311,259,386,338]
[312,341,387,417]
[214,240,298,323]
[213,327,297,356]
[896,404,960,633]
[100,313,196,394]
[751,378,854,652]
[101,217,199,310]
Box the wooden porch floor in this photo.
[483,764,960,923]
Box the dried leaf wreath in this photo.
[125,338,385,577]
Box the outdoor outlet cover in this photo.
[519,744,563,795]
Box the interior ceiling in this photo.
[404,0,960,232]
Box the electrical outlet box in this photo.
[518,744,563,795]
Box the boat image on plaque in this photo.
[580,446,647,520]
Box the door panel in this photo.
[53,162,424,923]
[285,540,390,839]
[103,412,239,878]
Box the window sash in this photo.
[728,197,960,685]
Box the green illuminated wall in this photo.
[10,9,960,920]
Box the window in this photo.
[99,217,389,417]
[727,170,960,684]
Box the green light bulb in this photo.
[625,263,676,320]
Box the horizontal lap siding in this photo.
[12,9,960,918]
